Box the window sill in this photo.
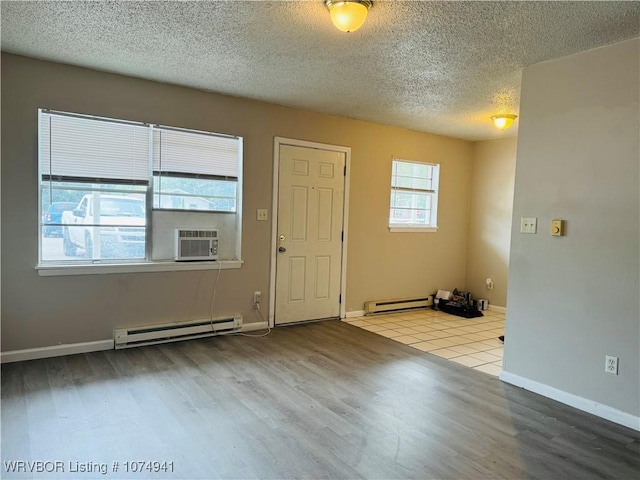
[36,260,243,277]
[389,226,438,233]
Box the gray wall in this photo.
[1,53,474,352]
[504,39,639,417]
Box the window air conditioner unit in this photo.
[175,228,219,261]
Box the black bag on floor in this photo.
[439,300,484,318]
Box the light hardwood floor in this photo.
[2,320,638,479]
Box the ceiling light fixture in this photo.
[325,0,373,33]
[491,114,518,130]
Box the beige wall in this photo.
[1,53,473,352]
[504,38,639,418]
[465,137,517,307]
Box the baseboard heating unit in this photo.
[364,296,433,315]
[114,315,242,349]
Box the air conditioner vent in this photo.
[175,228,218,261]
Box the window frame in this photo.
[152,124,241,214]
[38,110,152,264]
[389,159,440,233]
[37,109,243,272]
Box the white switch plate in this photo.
[257,209,268,221]
[520,217,537,234]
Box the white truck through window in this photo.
[61,194,145,258]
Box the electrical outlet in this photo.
[253,291,261,306]
[520,217,537,234]
[256,209,268,221]
[605,355,619,375]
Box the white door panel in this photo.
[275,145,345,325]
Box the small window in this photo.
[389,159,439,230]
[152,127,240,212]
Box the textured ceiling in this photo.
[1,1,639,140]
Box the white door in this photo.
[275,144,346,325]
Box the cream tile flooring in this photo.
[343,308,505,376]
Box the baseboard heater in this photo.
[364,296,433,315]
[114,315,242,349]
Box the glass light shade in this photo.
[491,114,517,130]
[327,1,370,33]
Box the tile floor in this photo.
[343,308,505,376]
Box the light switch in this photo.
[520,217,537,234]
[551,219,564,236]
[257,209,268,221]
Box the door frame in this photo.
[269,137,351,327]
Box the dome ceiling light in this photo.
[491,114,518,130]
[325,0,373,33]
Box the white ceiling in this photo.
[1,1,639,140]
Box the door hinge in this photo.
[344,165,347,176]
[341,231,344,242]
[339,294,342,304]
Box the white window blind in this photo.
[40,111,150,184]
[152,127,240,179]
[390,159,439,229]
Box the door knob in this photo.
[278,246,287,253]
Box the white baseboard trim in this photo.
[488,305,506,313]
[1,321,269,364]
[242,321,269,332]
[345,310,366,318]
[1,340,114,364]
[500,371,640,431]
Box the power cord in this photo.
[207,258,271,337]
[207,259,271,337]
[234,301,272,338]
[209,259,223,330]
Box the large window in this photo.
[389,159,439,230]
[39,110,242,264]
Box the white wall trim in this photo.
[241,321,269,333]
[37,259,243,276]
[1,323,269,363]
[270,137,351,327]
[346,310,366,318]
[500,370,640,432]
[1,340,114,364]
[489,305,507,313]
